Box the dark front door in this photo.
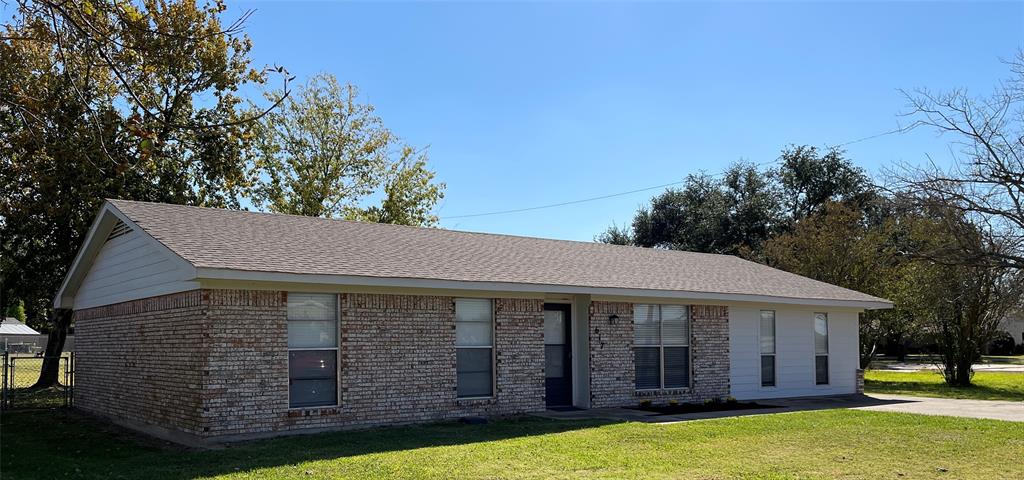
[544,303,572,407]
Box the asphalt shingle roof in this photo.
[108,199,890,306]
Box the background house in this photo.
[1,318,42,354]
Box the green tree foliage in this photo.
[897,213,1023,385]
[1,0,285,385]
[761,201,920,366]
[347,147,445,226]
[5,300,27,323]
[251,73,445,225]
[593,223,632,245]
[600,149,870,256]
[776,145,874,220]
[621,162,784,255]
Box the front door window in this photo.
[543,303,572,407]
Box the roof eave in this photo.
[194,267,894,310]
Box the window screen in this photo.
[634,304,690,389]
[456,299,493,398]
[288,293,338,408]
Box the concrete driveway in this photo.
[534,394,1024,424]
[852,394,1024,422]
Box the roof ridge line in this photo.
[105,199,739,259]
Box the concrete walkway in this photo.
[532,394,1024,424]
[853,394,1024,422]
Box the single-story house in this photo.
[56,199,892,443]
[0,317,43,353]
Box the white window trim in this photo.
[455,298,496,400]
[814,312,830,387]
[759,310,777,389]
[634,304,692,391]
[286,292,341,410]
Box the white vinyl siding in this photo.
[288,293,339,408]
[74,227,197,309]
[729,307,858,400]
[634,304,690,390]
[455,298,494,398]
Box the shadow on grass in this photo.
[6,386,70,409]
[1,409,619,480]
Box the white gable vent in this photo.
[106,220,132,241]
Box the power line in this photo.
[442,180,688,219]
[441,127,907,220]
[829,126,909,148]
[442,161,775,220]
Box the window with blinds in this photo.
[814,313,829,385]
[760,310,776,387]
[455,298,494,398]
[634,304,690,390]
[287,293,339,408]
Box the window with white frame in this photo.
[814,313,829,385]
[634,304,690,390]
[760,310,776,387]
[287,293,338,408]
[455,298,493,398]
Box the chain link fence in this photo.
[1,352,74,409]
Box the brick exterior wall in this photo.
[75,291,732,440]
[855,368,865,394]
[74,290,546,439]
[588,301,730,408]
[202,290,288,436]
[74,291,207,434]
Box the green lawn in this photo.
[3,409,1023,479]
[865,370,1024,401]
[3,355,73,408]
[6,355,72,388]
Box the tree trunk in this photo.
[953,357,974,386]
[31,308,72,389]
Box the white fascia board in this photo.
[53,201,198,309]
[194,267,894,310]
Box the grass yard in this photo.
[2,355,73,408]
[865,370,1024,401]
[2,409,1023,479]
[5,354,72,388]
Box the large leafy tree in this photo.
[776,145,874,220]
[599,149,873,256]
[761,200,918,366]
[0,0,287,386]
[899,211,1024,385]
[251,73,445,225]
[606,162,783,255]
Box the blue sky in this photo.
[152,2,1024,239]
